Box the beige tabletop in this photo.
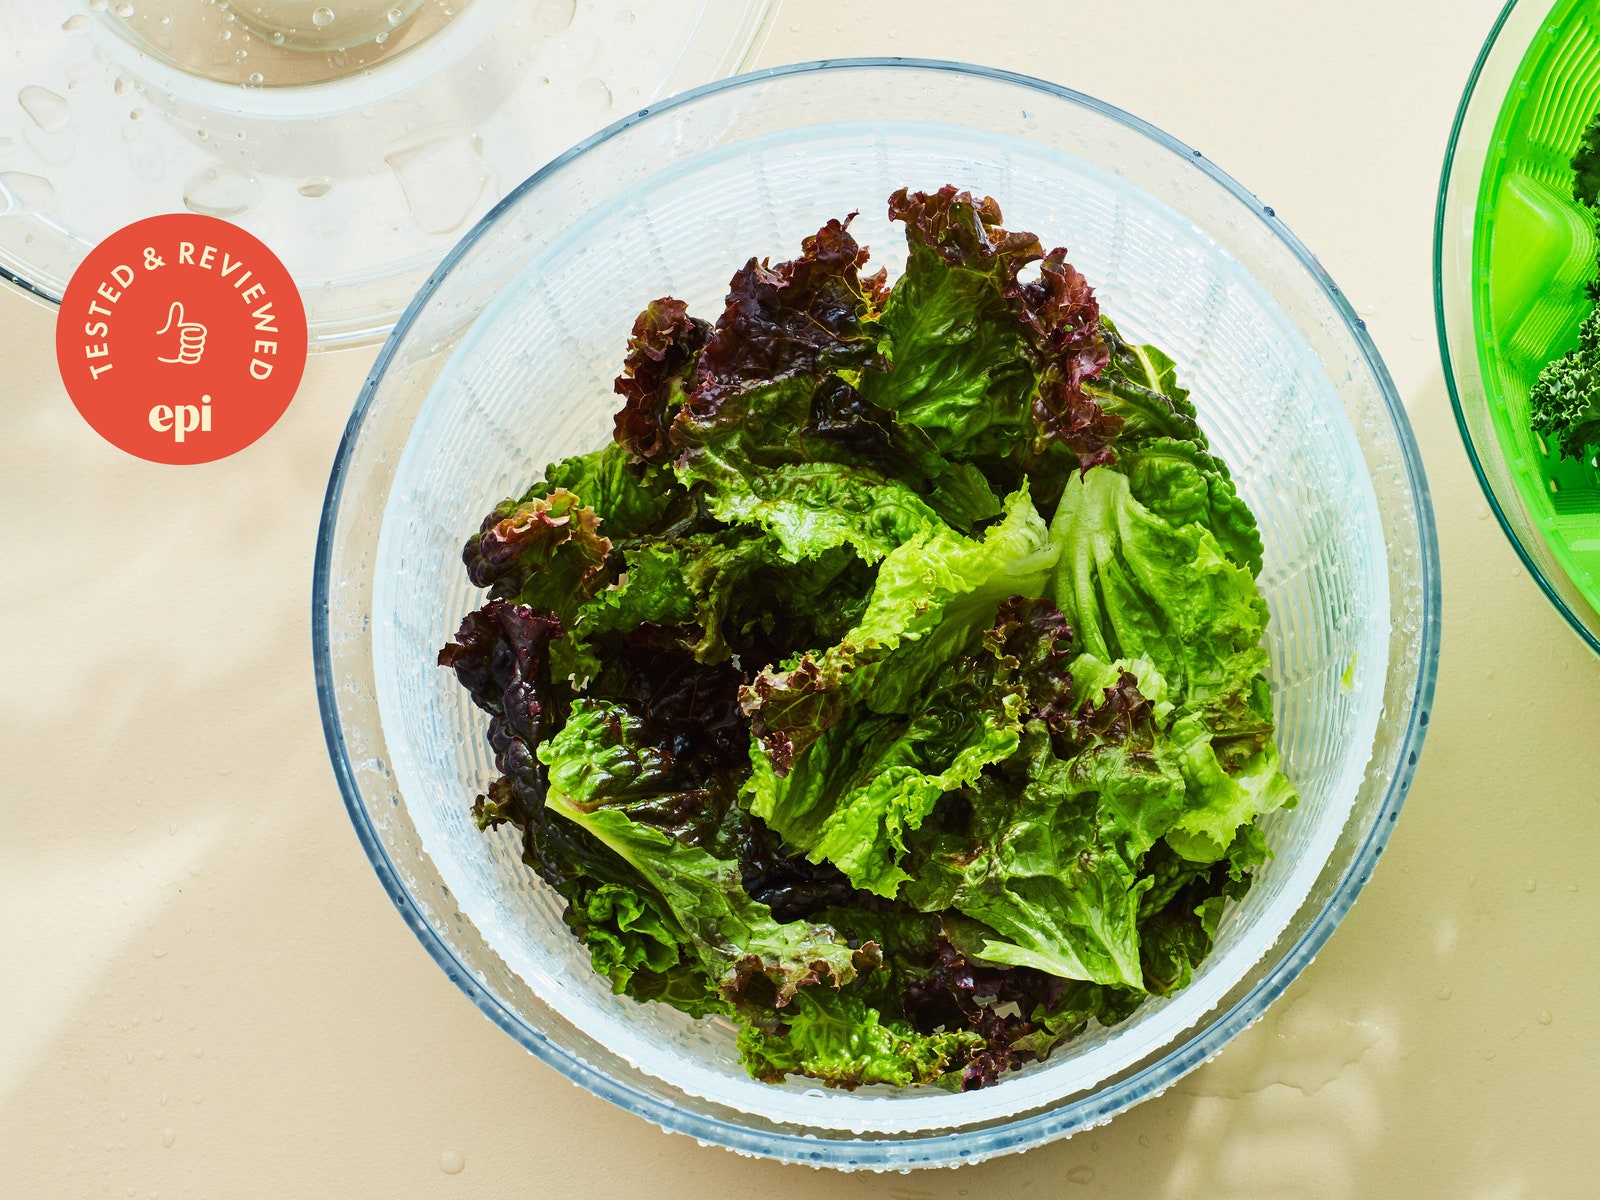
[5,0,1600,1195]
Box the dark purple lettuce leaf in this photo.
[463,487,611,596]
[679,215,887,423]
[613,297,710,465]
[438,601,568,790]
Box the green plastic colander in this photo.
[1439,0,1600,650]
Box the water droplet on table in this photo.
[576,78,611,113]
[1524,879,1537,893]
[162,1128,174,1148]
[182,163,261,219]
[439,1149,465,1175]
[1538,1010,1553,1025]
[1437,986,1452,1000]
[1065,1165,1094,1184]
[19,86,70,133]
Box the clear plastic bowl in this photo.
[314,59,1440,1169]
[1436,0,1600,653]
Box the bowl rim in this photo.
[1433,0,1600,656]
[314,56,1442,1168]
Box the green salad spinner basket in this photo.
[1440,0,1600,649]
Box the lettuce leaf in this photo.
[1047,463,1270,738]
[737,986,981,1090]
[870,186,1118,471]
[668,217,947,561]
[539,699,875,1009]
[741,483,1057,771]
[902,724,1151,990]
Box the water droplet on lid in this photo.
[271,31,284,44]
[375,29,387,42]
[183,162,261,218]
[162,1129,174,1148]
[531,0,575,34]
[19,85,70,133]
[384,127,488,235]
[114,73,134,96]
[615,8,634,24]
[62,14,89,30]
[90,0,107,10]
[1538,1010,1553,1025]
[115,1,134,16]
[439,1149,465,1175]
[298,176,332,197]
[4,170,58,215]
[312,6,335,27]
[576,77,611,113]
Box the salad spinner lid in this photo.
[0,0,772,348]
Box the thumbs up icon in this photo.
[155,301,207,365]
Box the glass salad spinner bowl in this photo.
[314,60,1440,1168]
[0,0,771,347]
[1438,0,1600,651]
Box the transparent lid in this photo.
[0,0,772,346]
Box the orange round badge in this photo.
[55,214,308,465]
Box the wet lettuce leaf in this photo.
[741,483,1056,772]
[1047,463,1272,750]
[540,699,876,1009]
